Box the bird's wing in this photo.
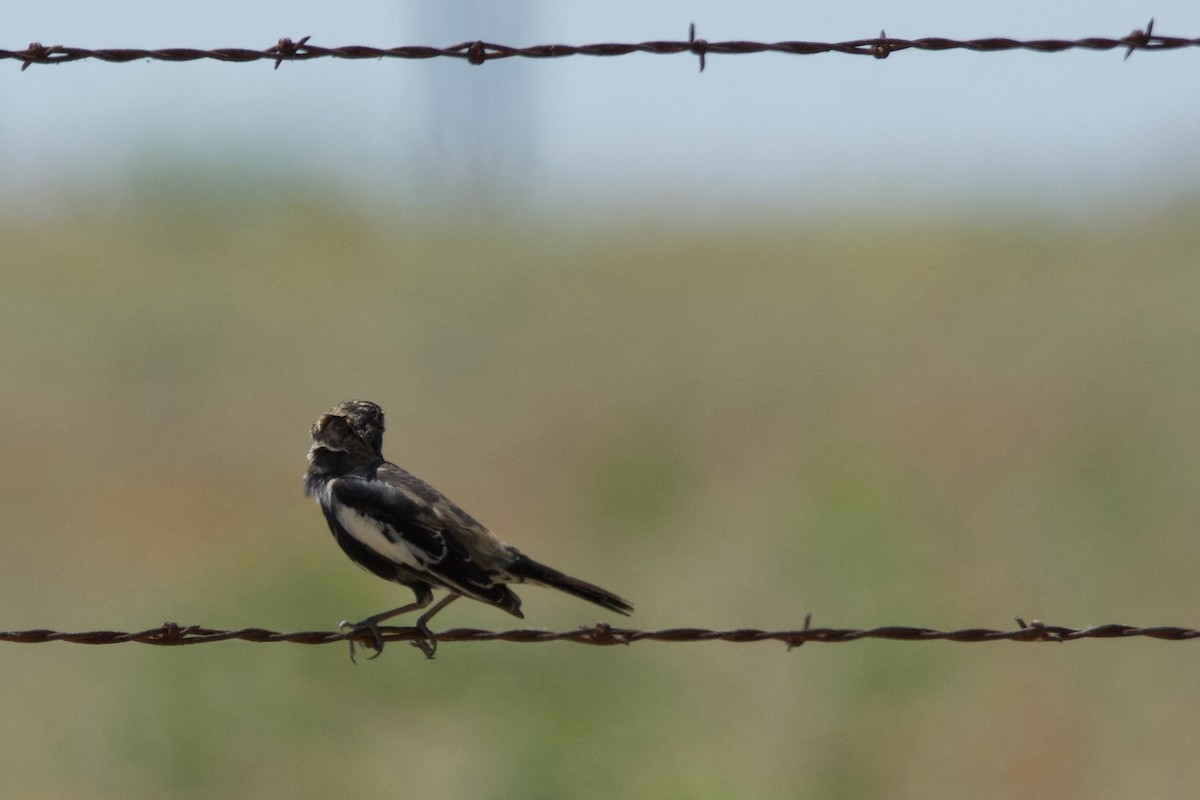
[328,471,520,612]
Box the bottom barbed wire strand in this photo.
[0,620,1197,648]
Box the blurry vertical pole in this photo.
[411,2,539,212]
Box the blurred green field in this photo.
[0,186,1195,799]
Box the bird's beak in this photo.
[311,411,342,436]
[308,411,356,458]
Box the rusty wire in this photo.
[3,20,1196,72]
[1,619,1196,650]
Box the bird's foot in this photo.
[338,617,440,661]
[409,620,438,660]
[339,618,385,664]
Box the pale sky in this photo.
[2,1,1197,215]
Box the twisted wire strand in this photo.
[3,21,1195,71]
[2,620,1196,649]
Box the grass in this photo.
[0,186,1195,799]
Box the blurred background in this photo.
[1,2,1197,798]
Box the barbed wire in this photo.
[4,20,1196,72]
[2,619,1196,650]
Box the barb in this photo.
[3,21,1196,70]
[1,619,1196,649]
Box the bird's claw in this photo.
[410,621,438,660]
[339,618,385,664]
[410,637,436,659]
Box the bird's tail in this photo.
[509,554,634,616]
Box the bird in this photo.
[304,399,633,659]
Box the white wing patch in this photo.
[334,502,439,570]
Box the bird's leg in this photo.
[409,594,461,659]
[340,596,431,663]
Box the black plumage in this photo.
[304,399,633,658]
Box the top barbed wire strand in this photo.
[3,21,1197,71]
[1,620,1197,649]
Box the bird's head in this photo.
[308,399,386,462]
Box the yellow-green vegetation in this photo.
[0,186,1195,799]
